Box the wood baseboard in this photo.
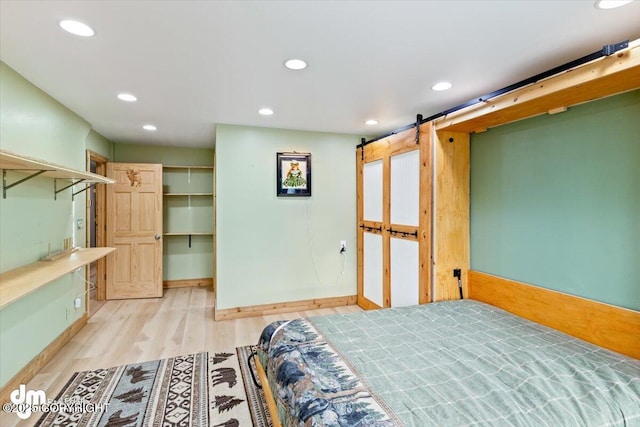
[215,295,357,321]
[357,295,382,310]
[0,313,88,404]
[468,270,640,359]
[163,277,213,289]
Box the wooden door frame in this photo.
[86,150,108,307]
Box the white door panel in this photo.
[390,150,420,226]
[363,232,384,307]
[390,237,419,307]
[363,160,383,222]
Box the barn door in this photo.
[357,121,432,309]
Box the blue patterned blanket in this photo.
[257,319,399,426]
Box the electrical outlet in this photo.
[339,240,347,253]
[74,298,82,309]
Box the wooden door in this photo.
[106,163,163,299]
[357,122,432,309]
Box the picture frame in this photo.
[276,152,311,197]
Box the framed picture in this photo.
[276,152,311,197]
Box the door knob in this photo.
[154,234,162,240]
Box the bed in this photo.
[256,299,640,426]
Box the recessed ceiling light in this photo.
[59,19,95,37]
[143,124,157,131]
[432,81,453,91]
[365,119,379,125]
[594,0,633,9]
[284,59,307,70]
[258,108,274,116]
[117,93,137,102]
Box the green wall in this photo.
[216,124,357,309]
[86,129,114,160]
[114,144,214,166]
[114,143,215,281]
[0,63,87,168]
[0,62,113,388]
[470,90,640,311]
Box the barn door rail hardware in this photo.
[2,169,48,199]
[360,224,382,233]
[359,39,630,148]
[415,114,423,144]
[386,228,418,238]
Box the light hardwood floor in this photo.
[2,288,362,426]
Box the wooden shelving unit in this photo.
[161,163,214,287]
[0,247,116,309]
[0,149,115,199]
[162,164,214,249]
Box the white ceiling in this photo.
[1,1,639,148]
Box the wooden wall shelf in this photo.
[1,149,115,198]
[0,247,115,309]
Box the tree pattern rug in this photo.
[35,349,272,426]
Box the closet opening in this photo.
[86,150,108,317]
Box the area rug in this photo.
[236,345,272,427]
[35,350,272,427]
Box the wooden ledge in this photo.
[0,247,115,309]
[1,149,115,184]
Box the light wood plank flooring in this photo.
[2,288,362,426]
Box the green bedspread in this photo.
[258,300,640,426]
[308,300,640,426]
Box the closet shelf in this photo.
[163,232,213,236]
[1,149,115,199]
[163,165,214,170]
[0,247,116,309]
[163,192,213,196]
[163,232,213,248]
